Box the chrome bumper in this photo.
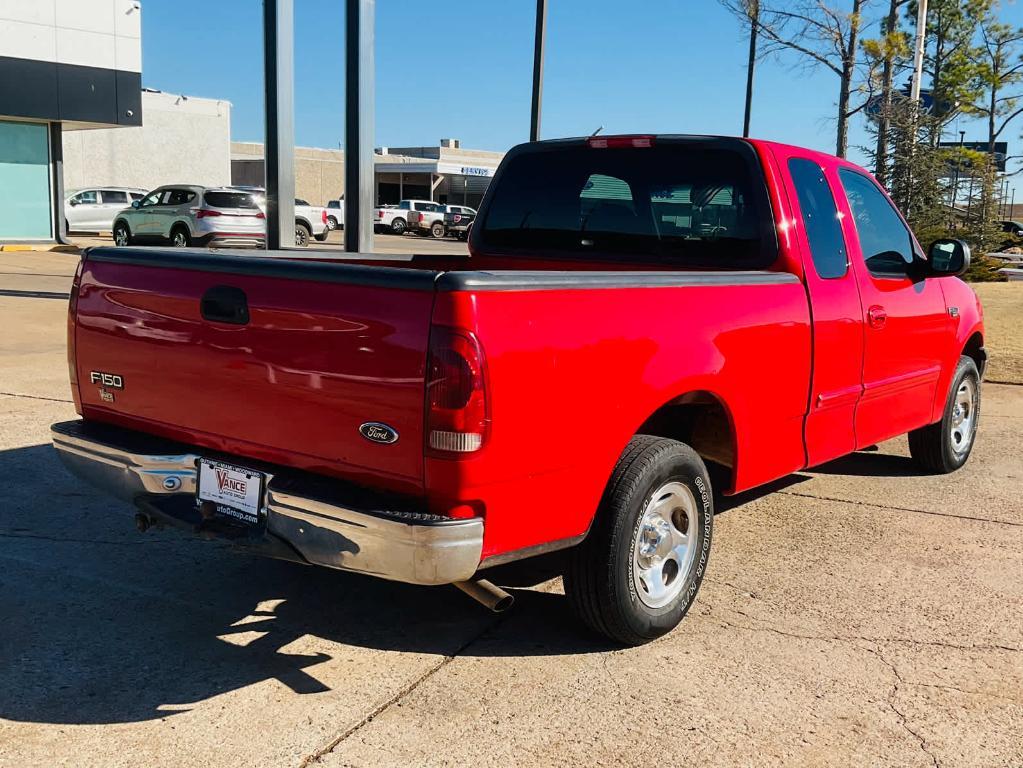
[51,420,484,585]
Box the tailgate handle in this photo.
[201,285,249,325]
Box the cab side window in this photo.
[839,169,914,278]
[788,158,847,279]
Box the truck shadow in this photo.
[0,443,610,726]
[0,440,922,726]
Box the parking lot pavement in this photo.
[1,255,1021,768]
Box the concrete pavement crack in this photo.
[868,645,941,768]
[777,490,1023,528]
[296,612,508,767]
[0,391,74,403]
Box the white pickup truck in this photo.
[325,199,344,231]
[375,199,447,236]
[237,187,330,246]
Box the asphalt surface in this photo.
[1,249,1021,768]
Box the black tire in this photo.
[313,229,329,242]
[113,221,132,247]
[170,225,190,248]
[908,356,981,473]
[326,215,339,230]
[564,435,714,646]
[430,221,446,238]
[295,223,311,247]
[390,218,406,235]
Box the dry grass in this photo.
[973,283,1023,385]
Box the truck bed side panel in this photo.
[427,274,812,559]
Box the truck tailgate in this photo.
[73,248,438,492]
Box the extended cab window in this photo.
[788,158,847,279]
[839,169,915,277]
[477,142,775,267]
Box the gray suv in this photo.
[112,186,266,248]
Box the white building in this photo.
[64,89,232,192]
[0,0,142,241]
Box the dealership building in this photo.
[0,0,142,242]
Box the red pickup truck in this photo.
[53,135,985,645]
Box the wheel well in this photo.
[963,332,985,377]
[635,391,736,489]
[296,219,311,230]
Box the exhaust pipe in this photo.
[454,578,514,612]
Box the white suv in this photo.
[65,187,146,233]
[112,186,266,248]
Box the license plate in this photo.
[197,459,265,527]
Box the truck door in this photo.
[835,168,949,449]
[783,155,864,466]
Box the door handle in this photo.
[867,305,887,329]
[201,285,249,325]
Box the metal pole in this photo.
[742,0,758,138]
[1011,187,1016,221]
[529,0,547,142]
[50,123,70,245]
[262,0,296,251]
[344,0,375,253]
[909,0,927,103]
[949,130,964,227]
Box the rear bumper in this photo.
[200,233,266,248]
[51,420,484,585]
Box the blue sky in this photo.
[141,0,1023,168]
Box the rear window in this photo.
[477,142,775,267]
[204,191,258,209]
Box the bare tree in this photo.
[720,0,874,157]
[964,19,1023,152]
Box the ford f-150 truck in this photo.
[52,135,985,645]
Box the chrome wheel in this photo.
[172,230,188,247]
[295,226,309,247]
[632,481,698,609]
[113,225,129,246]
[950,377,977,455]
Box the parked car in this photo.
[401,199,447,237]
[53,134,985,646]
[997,220,1023,251]
[112,186,266,248]
[443,207,476,240]
[65,187,146,233]
[326,199,344,230]
[232,187,330,246]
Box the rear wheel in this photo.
[326,215,339,231]
[295,222,311,247]
[113,221,132,247]
[390,218,406,235]
[908,356,981,473]
[563,435,714,646]
[430,221,446,238]
[170,225,190,248]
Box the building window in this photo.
[0,121,51,240]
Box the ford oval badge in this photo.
[359,422,399,444]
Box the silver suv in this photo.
[112,186,266,248]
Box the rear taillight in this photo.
[196,209,222,219]
[376,210,383,219]
[587,134,655,149]
[321,209,328,224]
[256,211,266,219]
[426,327,489,455]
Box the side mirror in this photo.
[928,238,970,277]
[131,200,141,209]
[68,198,79,207]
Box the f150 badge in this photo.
[359,422,399,444]
[90,371,124,403]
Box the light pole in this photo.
[742,0,759,138]
[949,130,965,228]
[529,0,547,142]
